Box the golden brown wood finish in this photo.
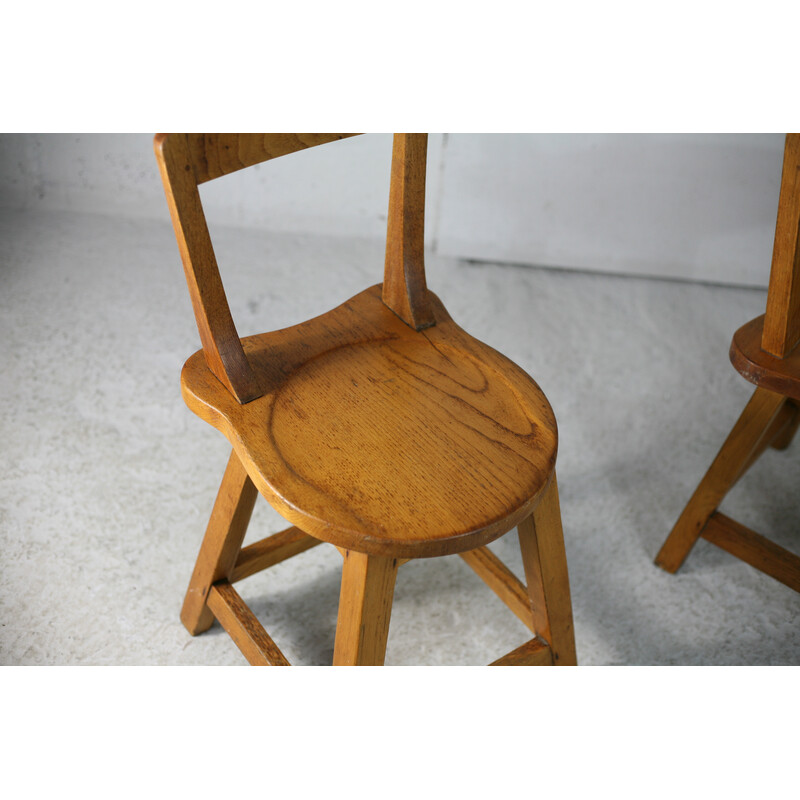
[738,396,798,475]
[180,449,257,635]
[459,546,535,631]
[161,133,575,665]
[701,513,800,592]
[771,401,800,450]
[335,548,408,566]
[730,315,800,402]
[155,133,361,403]
[186,133,360,184]
[518,474,577,665]
[490,636,553,666]
[207,581,290,666]
[155,134,262,403]
[655,388,788,573]
[333,551,399,666]
[382,133,435,330]
[763,133,800,357]
[182,285,557,559]
[230,526,322,583]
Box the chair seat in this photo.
[182,285,558,558]
[730,314,800,402]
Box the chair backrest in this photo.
[763,132,800,358]
[154,133,434,404]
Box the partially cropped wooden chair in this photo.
[655,133,800,592]
[155,133,577,665]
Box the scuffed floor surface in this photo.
[1,208,798,665]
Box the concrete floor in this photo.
[1,207,798,665]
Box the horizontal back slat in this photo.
[187,133,361,183]
[155,132,434,406]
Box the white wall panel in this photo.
[434,133,785,287]
[0,133,786,287]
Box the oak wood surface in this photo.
[180,449,258,634]
[162,132,573,665]
[155,133,262,403]
[738,394,798,475]
[518,474,577,665]
[701,512,800,592]
[182,285,558,558]
[490,636,553,666]
[730,314,800,402]
[186,133,360,184]
[655,387,788,573]
[763,133,800,357]
[207,581,290,665]
[770,400,800,449]
[382,133,435,330]
[230,525,322,583]
[332,551,398,665]
[459,546,535,632]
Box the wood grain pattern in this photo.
[459,546,535,631]
[154,133,262,403]
[737,395,798,476]
[762,133,800,357]
[730,314,800,402]
[180,449,257,634]
[333,551,398,665]
[154,133,360,403]
[186,133,360,184]
[163,132,574,665]
[207,581,290,665]
[490,636,553,666]
[518,474,577,665]
[181,285,558,558]
[382,133,435,330]
[230,525,322,583]
[655,387,788,573]
[701,513,800,592]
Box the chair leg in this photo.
[770,400,799,450]
[181,449,258,635]
[332,551,399,665]
[655,387,788,574]
[518,472,577,665]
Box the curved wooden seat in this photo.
[156,132,576,665]
[730,314,800,402]
[182,285,557,558]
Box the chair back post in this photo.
[154,133,360,404]
[382,133,436,330]
[763,132,800,358]
[155,133,263,403]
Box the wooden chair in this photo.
[154,133,577,665]
[655,133,800,592]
